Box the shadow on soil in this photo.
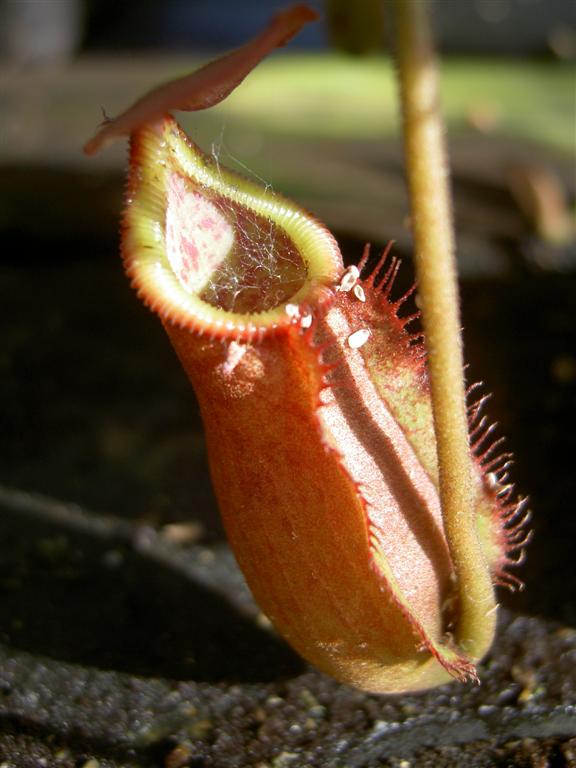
[0,498,303,684]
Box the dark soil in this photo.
[0,157,575,766]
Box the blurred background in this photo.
[0,0,573,248]
[0,1,575,764]
[1,0,575,617]
[1,0,574,54]
[1,0,575,615]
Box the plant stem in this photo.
[393,0,496,658]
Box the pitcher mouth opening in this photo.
[122,117,343,340]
